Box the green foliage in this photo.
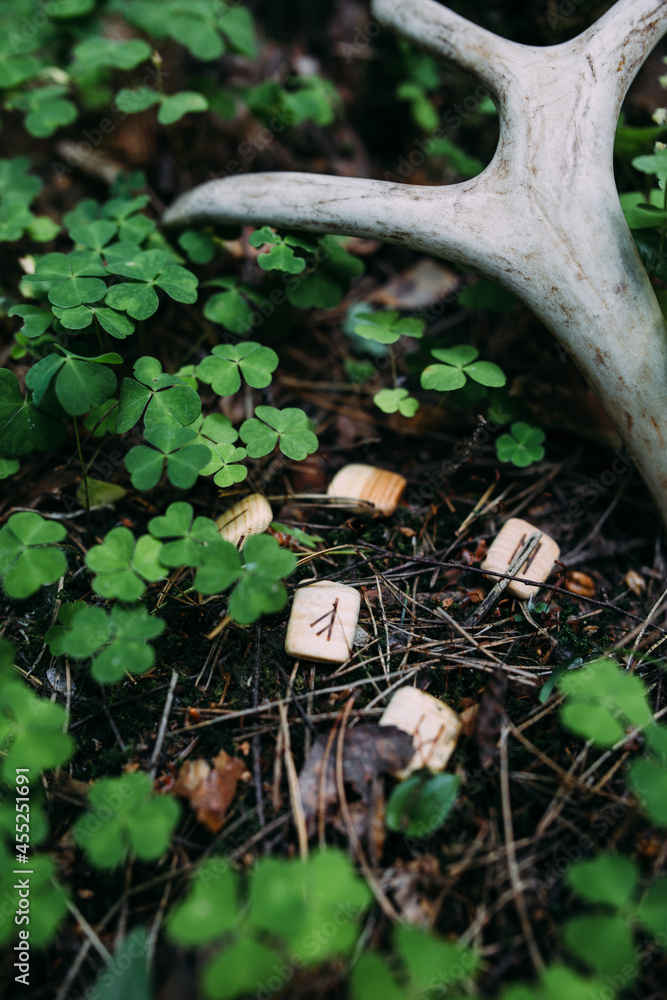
[194,415,249,488]
[0,369,65,459]
[168,848,372,999]
[386,772,460,838]
[240,406,318,461]
[25,347,121,416]
[115,87,209,126]
[0,157,59,243]
[351,923,478,1000]
[117,356,202,433]
[74,771,180,868]
[195,534,297,624]
[86,928,151,1000]
[559,658,653,746]
[421,345,506,392]
[0,512,67,599]
[248,227,314,273]
[109,0,257,62]
[198,342,279,395]
[85,526,165,600]
[0,638,74,781]
[125,423,212,489]
[148,501,221,566]
[354,310,425,345]
[203,278,256,333]
[105,249,198,319]
[559,658,667,826]
[46,602,166,683]
[495,422,545,467]
[374,388,419,417]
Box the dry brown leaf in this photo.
[173,750,249,832]
[298,724,413,836]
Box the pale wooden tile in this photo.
[327,464,407,516]
[480,517,560,600]
[380,687,461,775]
[285,582,361,664]
[216,493,273,548]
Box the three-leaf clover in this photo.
[25,348,121,416]
[0,512,67,599]
[495,422,545,467]
[24,251,107,307]
[125,424,211,490]
[74,771,180,868]
[7,85,77,138]
[195,534,297,625]
[105,249,198,320]
[248,226,314,273]
[46,602,166,683]
[193,415,248,489]
[421,345,506,391]
[240,406,318,461]
[198,343,279,395]
[148,501,220,567]
[85,526,165,600]
[373,387,419,417]
[353,310,425,345]
[117,356,201,433]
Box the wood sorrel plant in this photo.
[164,0,667,527]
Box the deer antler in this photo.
[164,0,667,526]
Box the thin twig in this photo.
[149,668,179,778]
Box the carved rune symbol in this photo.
[309,598,339,642]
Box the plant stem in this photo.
[389,347,397,386]
[73,416,91,538]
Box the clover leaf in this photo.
[71,37,152,74]
[46,602,166,683]
[24,348,121,416]
[559,658,654,747]
[496,422,545,467]
[105,249,198,320]
[567,854,639,909]
[168,862,239,946]
[148,501,220,567]
[24,250,107,308]
[115,88,209,126]
[0,512,67,599]
[628,758,667,825]
[0,369,65,458]
[178,229,216,265]
[198,342,279,396]
[248,226,315,273]
[633,146,667,190]
[203,278,256,333]
[74,771,180,868]
[7,85,78,138]
[85,526,165,601]
[183,417,247,490]
[52,301,135,339]
[240,406,318,461]
[8,305,53,339]
[373,387,419,417]
[286,235,363,309]
[194,539,244,596]
[353,310,425,345]
[0,675,74,782]
[117,356,201,432]
[125,424,211,490]
[386,772,460,838]
[421,345,506,392]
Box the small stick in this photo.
[149,669,178,778]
